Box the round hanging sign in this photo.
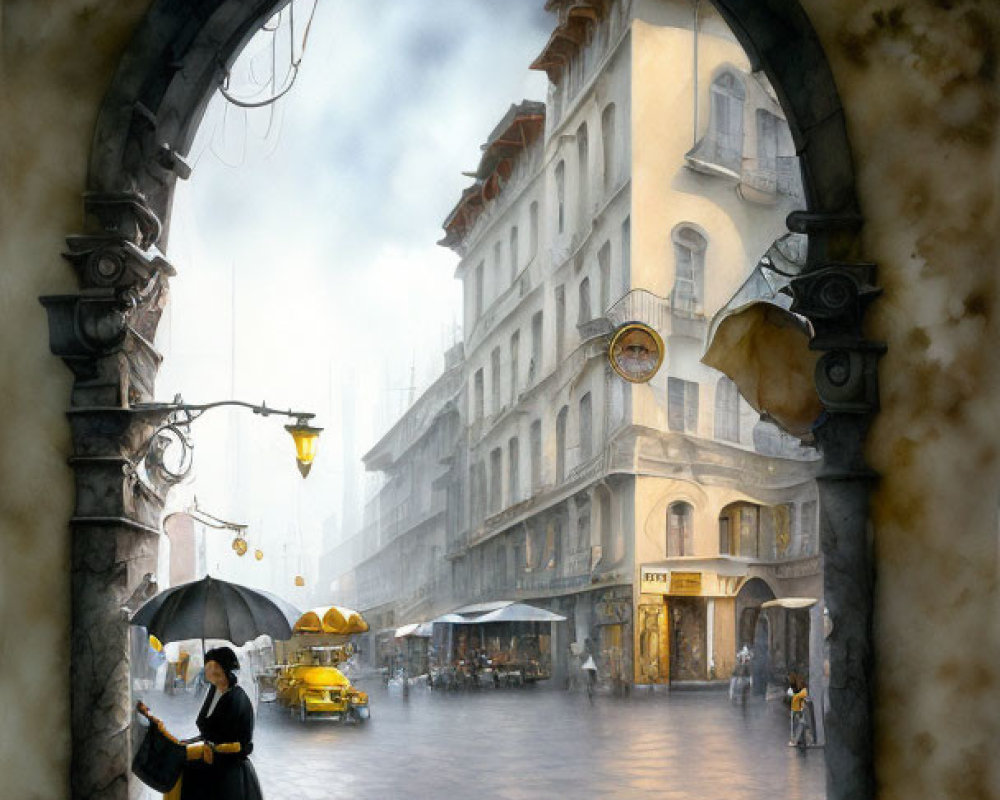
[608,322,665,383]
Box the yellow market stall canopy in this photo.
[293,605,369,635]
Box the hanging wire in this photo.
[218,0,317,109]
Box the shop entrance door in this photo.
[635,602,668,684]
[668,597,707,682]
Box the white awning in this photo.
[761,597,818,610]
[394,622,434,638]
[432,602,566,624]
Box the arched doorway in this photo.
[46,2,877,797]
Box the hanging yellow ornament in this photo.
[232,536,248,556]
[254,549,264,561]
[294,575,305,587]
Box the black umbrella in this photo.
[130,575,301,646]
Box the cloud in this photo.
[159,1,552,572]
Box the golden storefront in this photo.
[634,561,745,685]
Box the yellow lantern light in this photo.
[254,549,264,561]
[232,537,248,556]
[285,418,323,478]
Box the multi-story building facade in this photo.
[349,345,465,658]
[354,0,826,698]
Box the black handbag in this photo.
[132,721,187,792]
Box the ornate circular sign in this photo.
[608,323,665,383]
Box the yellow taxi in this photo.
[276,664,370,722]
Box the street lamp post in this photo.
[134,396,323,482]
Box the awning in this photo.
[394,622,433,638]
[293,605,370,635]
[761,597,818,610]
[475,603,566,623]
[432,602,566,624]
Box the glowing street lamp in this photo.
[134,396,322,483]
[285,418,323,477]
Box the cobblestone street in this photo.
[137,682,825,800]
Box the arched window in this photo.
[556,405,569,482]
[671,226,707,314]
[601,103,617,193]
[509,226,519,282]
[555,160,566,234]
[529,201,539,257]
[579,392,593,461]
[530,419,542,491]
[667,502,694,557]
[710,71,745,171]
[576,122,589,229]
[714,376,740,442]
[578,276,591,324]
[508,436,519,505]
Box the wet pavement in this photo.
[137,681,825,800]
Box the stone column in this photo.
[789,215,883,800]
[42,193,177,800]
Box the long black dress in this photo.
[181,684,264,800]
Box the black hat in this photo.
[204,646,240,673]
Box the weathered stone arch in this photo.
[51,2,877,798]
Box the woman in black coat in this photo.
[182,646,264,800]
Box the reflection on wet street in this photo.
[139,684,824,800]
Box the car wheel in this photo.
[298,700,307,722]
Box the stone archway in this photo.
[44,2,879,798]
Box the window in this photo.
[710,71,745,171]
[489,448,503,514]
[739,505,759,557]
[474,261,484,319]
[490,347,502,414]
[621,217,631,284]
[598,487,614,562]
[667,502,694,557]
[509,330,520,403]
[756,109,780,174]
[475,460,487,523]
[718,515,731,555]
[671,226,707,314]
[529,201,539,258]
[576,122,589,229]
[473,369,484,421]
[577,503,591,551]
[508,437,520,505]
[509,226,519,282]
[493,241,503,296]
[530,420,542,491]
[530,311,543,382]
[555,285,566,361]
[668,378,699,433]
[556,406,569,482]
[714,377,740,442]
[555,160,566,234]
[579,392,593,461]
[601,103,617,193]
[578,277,591,324]
[598,241,611,313]
[496,546,507,589]
[800,500,818,556]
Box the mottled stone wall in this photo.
[1,2,998,799]
[801,2,1000,798]
[0,3,149,798]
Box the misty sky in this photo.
[155,1,552,598]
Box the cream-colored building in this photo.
[3,0,997,798]
[429,0,826,692]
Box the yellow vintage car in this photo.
[276,664,370,722]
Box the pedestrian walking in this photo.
[787,675,812,749]
[179,647,264,799]
[582,654,598,702]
